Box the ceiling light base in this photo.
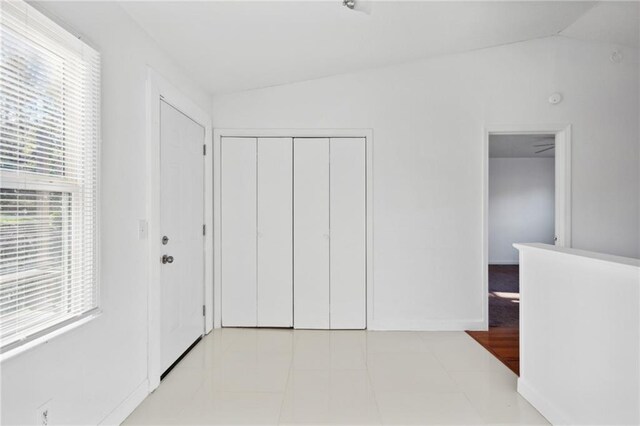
[548,93,563,105]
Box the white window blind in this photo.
[0,0,100,353]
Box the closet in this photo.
[220,136,366,329]
[221,137,292,327]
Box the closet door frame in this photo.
[213,129,373,329]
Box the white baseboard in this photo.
[488,260,519,265]
[99,379,149,425]
[368,318,486,331]
[517,378,568,425]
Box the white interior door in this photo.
[293,138,330,329]
[330,138,366,329]
[160,100,205,373]
[257,138,293,327]
[221,137,257,326]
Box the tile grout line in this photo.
[362,333,385,425]
[276,336,296,425]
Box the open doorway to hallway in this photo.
[488,133,556,329]
[470,133,558,375]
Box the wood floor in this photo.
[467,328,519,375]
[468,265,520,376]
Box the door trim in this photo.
[482,123,572,330]
[147,69,213,391]
[213,129,374,330]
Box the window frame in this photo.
[0,0,101,359]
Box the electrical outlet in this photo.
[36,400,51,426]
[40,408,49,426]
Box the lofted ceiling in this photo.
[489,135,556,159]
[560,1,640,48]
[119,1,611,94]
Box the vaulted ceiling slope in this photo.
[119,1,636,94]
[560,1,639,48]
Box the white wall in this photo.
[489,158,555,264]
[211,36,639,330]
[1,2,210,425]
[515,243,639,425]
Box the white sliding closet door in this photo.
[294,138,330,329]
[330,138,366,329]
[257,138,293,327]
[221,137,257,326]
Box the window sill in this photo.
[0,310,102,363]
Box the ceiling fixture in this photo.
[534,142,555,154]
[548,92,563,105]
[530,135,555,154]
[342,0,372,14]
[611,50,624,63]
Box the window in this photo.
[0,0,100,353]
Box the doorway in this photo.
[146,69,214,391]
[470,125,572,375]
[488,133,556,331]
[158,99,205,377]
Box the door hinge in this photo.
[203,224,206,236]
[203,144,207,155]
[202,305,206,316]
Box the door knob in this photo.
[162,254,174,264]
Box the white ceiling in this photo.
[120,1,599,94]
[560,1,639,48]
[489,135,556,159]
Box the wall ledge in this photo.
[514,243,640,270]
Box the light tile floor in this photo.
[124,329,548,425]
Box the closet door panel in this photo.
[330,138,366,329]
[257,138,293,327]
[294,138,330,329]
[221,137,257,326]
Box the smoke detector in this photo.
[610,50,624,63]
[548,93,563,105]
